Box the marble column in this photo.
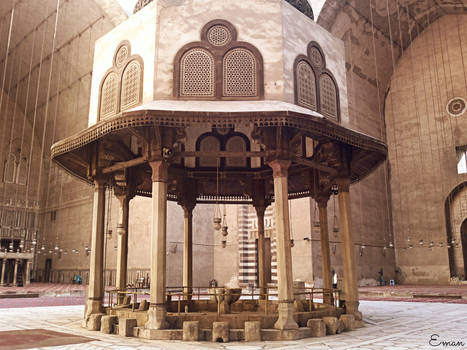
[25,260,31,286]
[1,259,7,286]
[254,205,267,299]
[269,159,298,330]
[183,203,194,300]
[13,259,19,286]
[146,160,169,330]
[84,179,106,324]
[317,196,332,304]
[115,192,130,304]
[337,178,359,314]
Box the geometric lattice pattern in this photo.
[115,45,129,67]
[309,46,323,68]
[296,60,317,110]
[180,48,215,97]
[207,25,232,47]
[319,74,338,120]
[223,48,257,97]
[225,136,247,167]
[100,73,119,119]
[121,60,141,110]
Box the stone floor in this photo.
[0,300,466,349]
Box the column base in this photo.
[344,300,360,315]
[145,304,168,330]
[82,298,103,327]
[274,300,298,330]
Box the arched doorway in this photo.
[462,219,467,279]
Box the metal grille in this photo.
[121,60,141,110]
[199,136,220,167]
[207,25,231,47]
[225,136,247,167]
[296,60,317,110]
[319,74,338,120]
[100,73,119,119]
[115,45,129,67]
[309,47,323,67]
[180,48,215,97]
[223,48,257,97]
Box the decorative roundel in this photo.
[309,46,323,68]
[115,45,129,67]
[207,25,232,47]
[446,97,466,117]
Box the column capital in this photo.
[336,178,351,192]
[149,160,169,182]
[316,195,330,208]
[253,204,266,218]
[269,159,291,178]
[94,178,107,188]
[182,203,195,218]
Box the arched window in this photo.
[296,60,317,110]
[121,60,142,111]
[174,20,263,100]
[2,153,16,183]
[225,136,247,167]
[199,136,220,167]
[319,73,338,120]
[100,72,119,119]
[223,48,257,97]
[180,48,215,97]
[16,156,28,185]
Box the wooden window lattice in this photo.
[180,48,215,97]
[199,136,220,167]
[296,60,317,110]
[319,74,338,120]
[121,60,141,110]
[100,73,119,119]
[225,136,247,167]
[223,48,257,97]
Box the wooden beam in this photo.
[292,156,337,175]
[178,151,267,158]
[102,157,147,174]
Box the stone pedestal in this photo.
[244,321,261,341]
[340,314,355,331]
[183,321,200,341]
[87,313,105,331]
[307,319,326,337]
[120,318,137,337]
[322,316,339,335]
[100,315,118,334]
[212,322,229,342]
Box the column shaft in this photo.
[318,199,332,304]
[255,206,266,299]
[25,260,31,286]
[269,160,298,330]
[146,160,168,330]
[338,180,359,314]
[183,208,193,300]
[1,260,7,286]
[84,180,106,323]
[13,260,19,286]
[116,194,130,303]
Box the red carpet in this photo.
[0,329,94,350]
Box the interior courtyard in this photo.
[0,0,466,348]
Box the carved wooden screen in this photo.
[121,60,142,111]
[296,60,317,110]
[180,48,215,97]
[225,136,247,167]
[294,42,340,122]
[319,74,338,120]
[100,72,119,119]
[174,20,263,100]
[199,136,220,167]
[223,48,257,97]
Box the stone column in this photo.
[13,259,19,287]
[337,178,359,314]
[146,160,169,330]
[317,196,332,304]
[115,192,130,304]
[182,203,194,300]
[254,205,267,299]
[269,159,298,330]
[1,259,7,286]
[84,179,106,323]
[25,260,31,286]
